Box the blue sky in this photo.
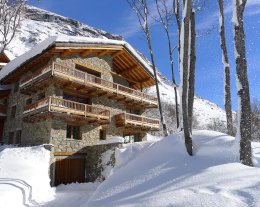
[28,0,260,110]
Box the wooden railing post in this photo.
[51,62,55,76]
[48,96,51,111]
[84,104,86,117]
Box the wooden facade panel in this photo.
[55,157,85,186]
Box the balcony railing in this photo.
[20,62,158,107]
[23,96,111,122]
[115,113,160,130]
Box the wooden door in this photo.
[55,157,85,186]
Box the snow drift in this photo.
[0,145,54,206]
[85,130,260,207]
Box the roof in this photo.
[0,36,155,86]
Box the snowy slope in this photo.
[85,130,260,207]
[5,5,228,133]
[0,145,55,206]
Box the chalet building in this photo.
[0,36,159,185]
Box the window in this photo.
[8,132,14,144]
[37,92,45,100]
[66,125,81,140]
[15,130,22,144]
[13,82,19,93]
[99,130,106,140]
[11,105,16,118]
[26,98,32,105]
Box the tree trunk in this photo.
[180,0,192,155]
[146,34,168,136]
[165,30,180,129]
[188,10,196,131]
[218,0,234,136]
[233,0,253,166]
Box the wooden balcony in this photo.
[115,113,160,133]
[19,62,158,109]
[23,97,111,125]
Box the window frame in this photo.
[99,129,106,140]
[11,105,16,118]
[15,130,22,145]
[8,132,14,144]
[66,125,81,140]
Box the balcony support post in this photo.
[85,73,87,85]
[51,62,55,76]
[48,97,51,112]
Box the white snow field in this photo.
[0,145,55,206]
[86,130,260,207]
[0,131,260,207]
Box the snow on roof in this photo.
[0,35,154,82]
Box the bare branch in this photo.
[0,0,25,53]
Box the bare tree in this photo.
[127,0,168,136]
[188,10,196,131]
[155,0,180,129]
[173,0,181,66]
[218,0,234,136]
[180,0,193,155]
[233,0,252,166]
[251,99,260,141]
[0,0,25,54]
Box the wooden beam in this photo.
[98,50,109,56]
[80,50,92,58]
[112,50,124,57]
[60,49,72,58]
[131,78,151,88]
[119,65,138,75]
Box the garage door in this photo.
[55,157,85,186]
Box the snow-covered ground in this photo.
[86,130,260,207]
[0,145,55,206]
[1,131,260,207]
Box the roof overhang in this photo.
[0,36,156,89]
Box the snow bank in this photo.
[85,130,260,207]
[42,182,99,207]
[0,145,54,207]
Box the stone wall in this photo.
[2,83,59,146]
